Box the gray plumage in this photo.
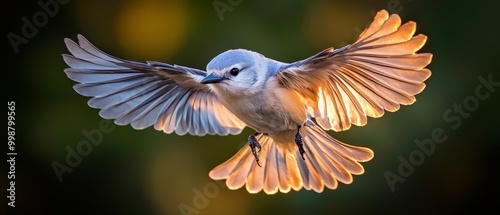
[62,10,432,194]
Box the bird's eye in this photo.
[229,68,240,76]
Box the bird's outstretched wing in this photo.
[276,10,432,131]
[62,35,245,136]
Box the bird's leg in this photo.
[295,125,306,160]
[248,132,262,167]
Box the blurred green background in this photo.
[3,0,499,214]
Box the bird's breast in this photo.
[218,83,307,135]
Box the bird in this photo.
[62,9,432,194]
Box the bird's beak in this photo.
[200,73,223,84]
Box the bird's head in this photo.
[202,49,268,96]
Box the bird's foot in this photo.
[248,132,262,167]
[295,125,306,160]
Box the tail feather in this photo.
[209,120,374,194]
[224,149,254,190]
[284,150,302,191]
[262,142,279,193]
[245,136,270,193]
[303,135,343,188]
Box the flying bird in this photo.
[62,10,432,194]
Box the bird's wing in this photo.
[275,10,432,131]
[62,34,246,136]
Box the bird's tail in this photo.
[209,120,374,194]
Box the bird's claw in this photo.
[248,133,262,167]
[295,126,306,160]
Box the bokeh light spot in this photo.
[115,0,188,59]
[303,2,367,49]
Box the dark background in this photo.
[3,0,499,214]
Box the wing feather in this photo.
[276,10,432,131]
[63,35,245,136]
